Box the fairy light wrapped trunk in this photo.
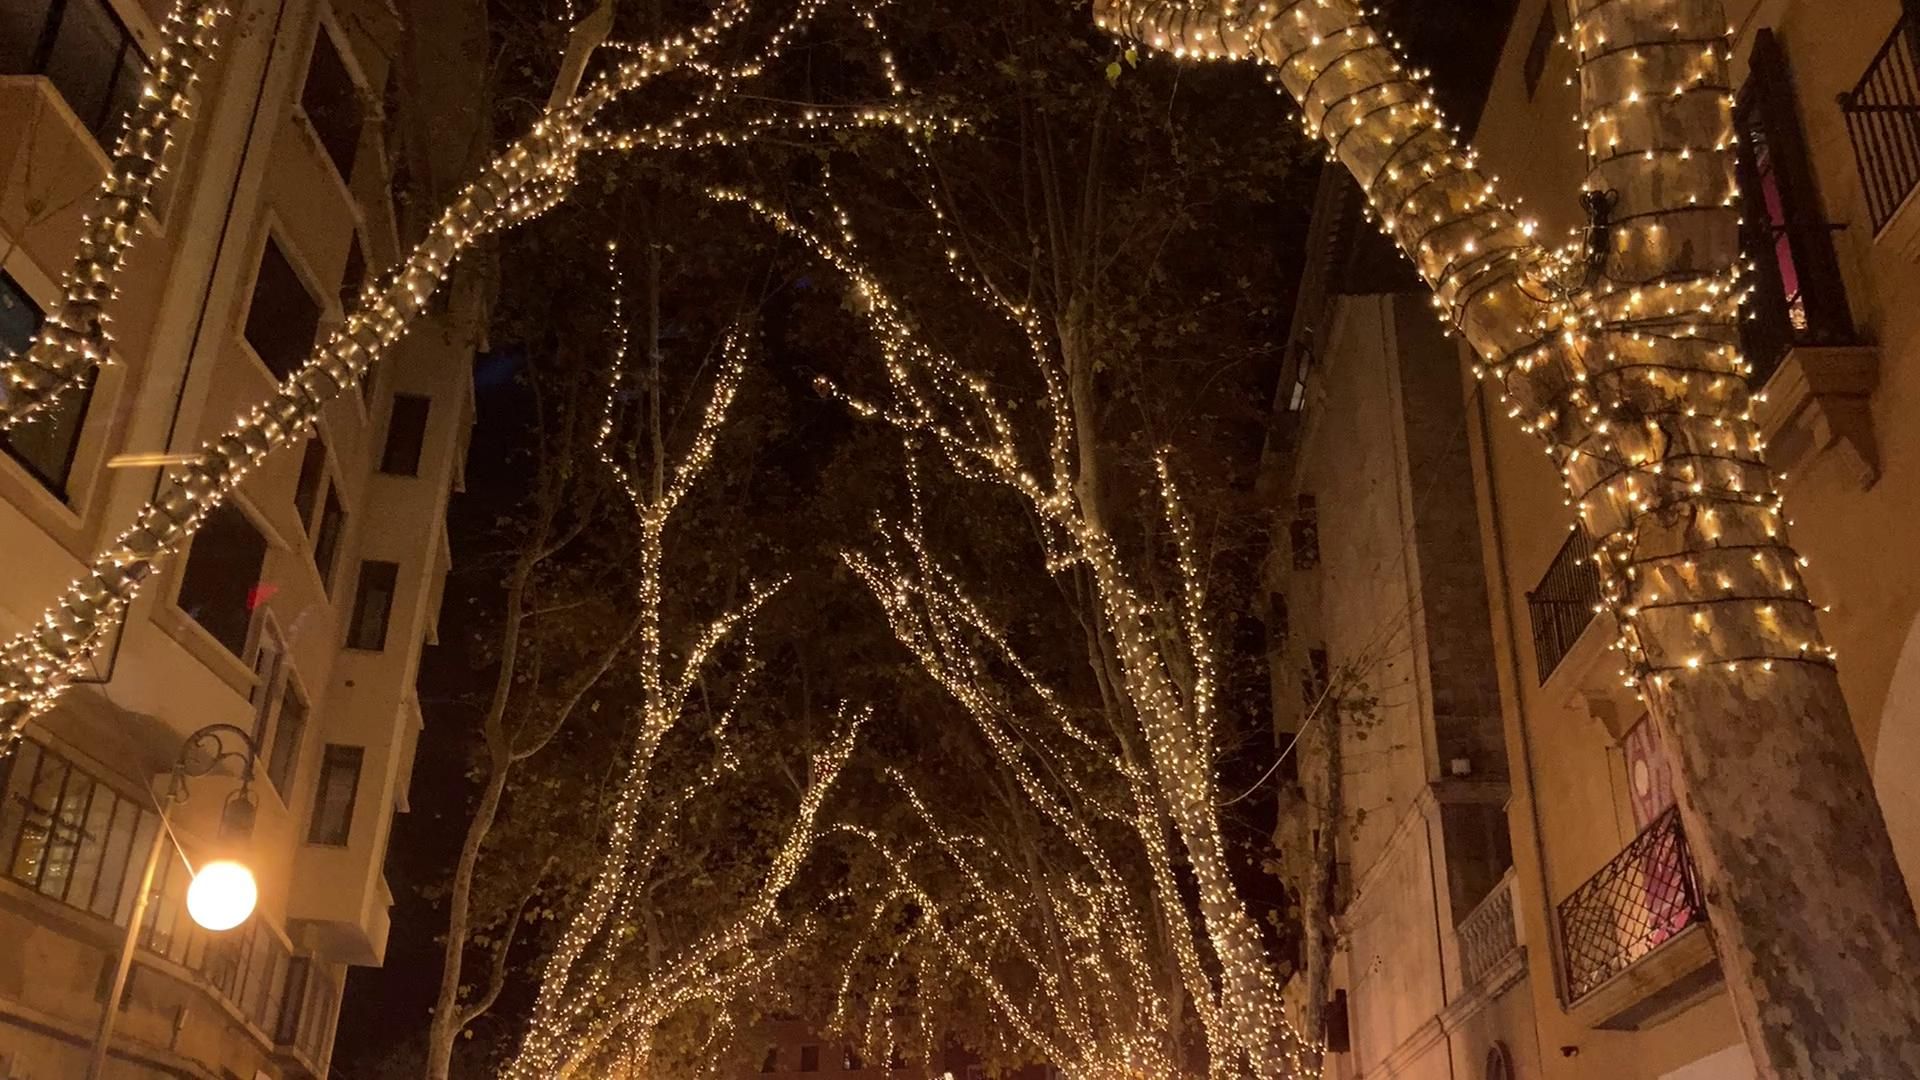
[0,0,231,430]
[0,0,791,732]
[1095,0,1920,1074]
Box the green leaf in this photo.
[1105,60,1122,85]
[1124,46,1139,68]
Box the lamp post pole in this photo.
[86,723,259,1079]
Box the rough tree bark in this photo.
[1094,0,1920,1075]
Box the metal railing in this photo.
[1457,871,1519,989]
[1525,528,1602,684]
[1556,806,1708,1002]
[1842,15,1920,231]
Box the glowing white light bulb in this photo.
[186,859,257,931]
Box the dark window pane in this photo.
[345,560,398,650]
[380,394,430,475]
[41,0,143,142]
[245,238,322,380]
[1,742,46,883]
[1,271,91,498]
[115,811,157,926]
[0,3,51,73]
[801,1046,820,1072]
[340,232,366,312]
[89,797,138,919]
[314,488,346,592]
[277,957,311,1044]
[12,750,66,885]
[38,769,92,900]
[302,28,361,181]
[176,504,269,657]
[1523,2,1554,99]
[294,439,326,531]
[267,680,308,795]
[308,745,363,845]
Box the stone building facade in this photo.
[0,0,486,1073]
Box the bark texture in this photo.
[1094,0,1920,1074]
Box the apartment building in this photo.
[0,0,485,1073]
[1278,1,1920,1078]
[1264,168,1534,1080]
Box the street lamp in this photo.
[87,723,261,1079]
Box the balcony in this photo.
[1841,15,1920,235]
[1525,528,1602,685]
[1557,807,1719,1028]
[1457,869,1522,991]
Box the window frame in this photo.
[1522,0,1556,100]
[296,12,369,189]
[170,499,274,662]
[307,744,364,846]
[1733,29,1854,386]
[0,266,96,502]
[2,0,151,149]
[379,393,432,476]
[240,226,327,383]
[344,559,400,651]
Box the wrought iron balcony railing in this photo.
[1842,15,1920,231]
[1457,870,1520,989]
[1525,528,1603,684]
[1556,806,1708,1002]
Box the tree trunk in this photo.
[1094,0,1920,1073]
[1,0,232,429]
[425,755,512,1080]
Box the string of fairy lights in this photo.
[520,721,865,1079]
[0,0,231,431]
[509,226,784,1076]
[5,0,1846,1073]
[0,0,944,736]
[1089,0,1829,715]
[707,171,1319,1074]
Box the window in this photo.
[762,1049,779,1073]
[266,677,309,796]
[308,745,364,845]
[274,954,336,1061]
[1522,1,1555,99]
[380,393,431,475]
[844,1048,864,1071]
[0,271,92,498]
[294,437,327,530]
[345,559,399,650]
[1735,30,1852,385]
[301,25,362,182]
[176,504,270,657]
[0,0,146,146]
[0,736,156,924]
[313,488,346,592]
[293,436,347,588]
[245,237,323,380]
[339,232,366,312]
[1303,647,1330,709]
[1290,494,1320,570]
[249,626,286,739]
[800,1046,820,1072]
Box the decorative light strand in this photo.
[0,0,232,430]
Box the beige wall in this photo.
[0,0,478,1072]
[1458,0,1920,1076]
